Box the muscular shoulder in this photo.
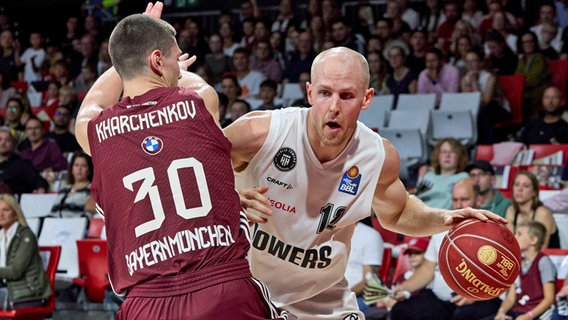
[377,138,401,186]
[223,111,272,171]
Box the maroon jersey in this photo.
[87,87,251,297]
[513,252,545,313]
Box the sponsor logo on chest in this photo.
[338,166,361,195]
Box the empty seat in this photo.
[439,92,481,117]
[380,128,427,181]
[74,239,109,302]
[358,97,393,131]
[396,93,436,111]
[388,109,430,138]
[20,193,59,218]
[430,110,477,147]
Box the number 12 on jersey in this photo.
[122,158,212,238]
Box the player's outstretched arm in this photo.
[372,139,507,236]
[75,67,123,155]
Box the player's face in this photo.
[512,174,536,204]
[306,54,373,152]
[0,200,17,230]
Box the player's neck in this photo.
[122,78,165,99]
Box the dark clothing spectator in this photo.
[284,50,316,83]
[18,138,67,172]
[407,55,426,76]
[486,52,518,76]
[0,154,48,195]
[518,119,568,145]
[46,131,81,155]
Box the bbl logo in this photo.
[338,166,362,195]
[273,147,297,171]
[141,136,164,155]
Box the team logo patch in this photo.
[273,147,297,171]
[141,136,164,155]
[338,166,361,195]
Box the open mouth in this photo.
[326,121,341,130]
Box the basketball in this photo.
[438,219,521,301]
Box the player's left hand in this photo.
[443,207,508,227]
[178,53,197,71]
[450,294,474,306]
[144,1,163,19]
[239,186,272,224]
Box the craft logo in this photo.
[273,147,297,171]
[338,166,361,195]
[141,136,163,155]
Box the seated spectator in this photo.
[239,18,256,50]
[219,22,240,57]
[392,178,501,320]
[269,31,287,69]
[232,47,265,99]
[539,22,560,60]
[368,52,388,95]
[46,105,81,156]
[205,33,231,87]
[415,138,469,209]
[461,0,483,30]
[531,3,563,52]
[417,47,459,107]
[284,30,316,83]
[384,0,412,41]
[73,64,97,94]
[384,45,417,105]
[58,85,79,116]
[41,80,60,111]
[256,79,282,110]
[365,237,430,320]
[0,71,17,109]
[505,171,560,248]
[484,30,518,76]
[18,117,67,173]
[345,217,384,312]
[251,40,283,83]
[406,28,429,76]
[436,0,460,54]
[448,34,474,77]
[217,92,231,128]
[0,128,48,195]
[493,221,556,320]
[460,50,511,144]
[0,194,51,310]
[465,160,511,217]
[290,72,310,108]
[517,86,568,145]
[229,99,251,123]
[50,151,94,218]
[419,0,446,44]
[515,30,551,123]
[4,98,26,144]
[330,18,365,54]
[376,18,409,59]
[483,11,517,55]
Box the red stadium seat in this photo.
[86,217,105,238]
[378,247,393,285]
[475,144,494,161]
[10,81,28,93]
[391,248,412,285]
[528,144,568,164]
[547,59,568,105]
[494,75,525,128]
[541,248,568,291]
[0,246,61,319]
[73,239,109,302]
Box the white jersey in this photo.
[236,107,385,317]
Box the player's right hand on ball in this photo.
[239,186,272,224]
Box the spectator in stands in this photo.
[483,11,518,56]
[407,28,429,76]
[449,34,474,77]
[415,138,469,209]
[461,49,511,144]
[269,31,287,69]
[531,3,563,53]
[368,51,388,95]
[436,0,461,54]
[240,18,255,50]
[20,31,45,85]
[57,16,80,57]
[0,71,17,109]
[251,40,283,83]
[493,220,556,320]
[284,30,316,83]
[46,105,80,156]
[50,151,94,218]
[229,99,251,123]
[41,80,60,110]
[217,92,231,128]
[376,18,409,59]
[0,127,47,195]
[271,0,297,34]
[219,22,240,57]
[384,45,417,104]
[417,47,459,107]
[466,160,511,217]
[13,92,32,130]
[462,0,483,29]
[70,34,98,79]
[365,237,430,320]
[392,178,501,320]
[256,79,282,110]
[97,39,112,76]
[484,29,518,76]
[290,71,310,108]
[321,0,342,32]
[83,14,103,44]
[43,40,64,80]
[58,85,79,116]
[478,0,518,37]
[52,59,72,87]
[384,0,412,41]
[518,86,568,145]
[420,0,446,44]
[179,18,209,71]
[0,29,22,84]
[330,18,365,54]
[309,15,326,54]
[397,0,420,30]
[4,97,25,144]
[299,0,322,30]
[232,47,265,99]
[0,193,51,309]
[539,22,560,60]
[345,216,384,312]
[205,33,231,87]
[73,64,97,94]
[516,30,551,123]
[220,74,242,111]
[255,19,270,44]
[18,117,67,173]
[506,170,560,248]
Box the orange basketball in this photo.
[438,219,521,301]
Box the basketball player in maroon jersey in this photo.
[75,2,286,319]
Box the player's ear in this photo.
[306,82,314,105]
[361,88,374,110]
[150,50,163,76]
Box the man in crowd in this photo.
[466,160,511,217]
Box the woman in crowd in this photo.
[219,22,239,57]
[483,11,517,55]
[449,34,474,77]
[204,33,231,87]
[505,171,560,249]
[415,138,469,210]
[0,194,51,309]
[0,71,17,109]
[384,45,417,105]
[368,51,388,95]
[460,50,511,143]
[484,29,518,76]
[50,151,94,219]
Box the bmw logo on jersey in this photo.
[141,136,164,155]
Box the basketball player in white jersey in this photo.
[224,47,507,319]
